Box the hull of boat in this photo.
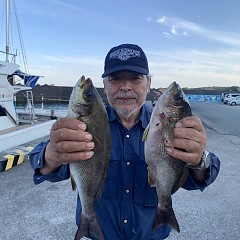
[0,120,55,152]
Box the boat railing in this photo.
[17,90,37,124]
[0,50,17,63]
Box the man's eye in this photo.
[133,76,142,80]
[109,77,119,81]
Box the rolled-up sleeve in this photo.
[29,140,70,185]
[182,152,220,191]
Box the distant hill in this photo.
[16,84,240,103]
[182,86,240,95]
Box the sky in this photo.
[0,0,240,89]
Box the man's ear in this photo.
[148,77,151,93]
[103,79,107,94]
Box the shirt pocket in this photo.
[133,154,158,207]
[102,149,122,200]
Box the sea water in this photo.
[16,102,69,110]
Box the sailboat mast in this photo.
[5,0,10,62]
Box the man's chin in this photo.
[115,107,139,119]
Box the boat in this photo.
[0,0,67,157]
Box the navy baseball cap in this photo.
[102,43,149,78]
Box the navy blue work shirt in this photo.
[30,104,220,240]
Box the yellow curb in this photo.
[4,154,15,171]
[0,147,33,172]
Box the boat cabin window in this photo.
[7,75,14,85]
[0,106,7,116]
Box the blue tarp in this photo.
[12,69,40,88]
[186,94,221,102]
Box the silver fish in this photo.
[143,81,191,233]
[67,76,110,240]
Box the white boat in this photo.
[0,0,67,153]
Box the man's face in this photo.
[103,71,151,119]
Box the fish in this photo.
[67,76,110,240]
[143,81,192,233]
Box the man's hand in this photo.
[164,116,206,166]
[40,118,94,175]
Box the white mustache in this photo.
[115,92,138,99]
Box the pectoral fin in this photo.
[70,174,77,191]
[92,135,101,146]
[162,120,174,147]
[148,169,156,187]
[142,124,150,141]
[171,167,189,195]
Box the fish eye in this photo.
[175,92,183,103]
[83,90,93,99]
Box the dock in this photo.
[0,136,49,172]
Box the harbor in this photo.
[0,102,239,240]
[0,1,239,239]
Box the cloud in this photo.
[28,53,104,87]
[40,54,102,66]
[156,16,240,47]
[171,25,177,35]
[163,32,173,39]
[157,17,166,23]
[146,48,240,88]
[30,48,240,88]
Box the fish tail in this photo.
[153,205,180,233]
[74,213,105,240]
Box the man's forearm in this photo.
[189,168,209,183]
[39,144,61,175]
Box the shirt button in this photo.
[125,189,130,193]
[123,219,128,224]
[126,134,130,138]
[37,159,40,165]
[126,161,130,166]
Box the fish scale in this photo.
[143,81,191,233]
[67,76,110,240]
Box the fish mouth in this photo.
[164,82,192,117]
[80,76,92,89]
[174,89,184,105]
[166,82,186,106]
[71,76,94,107]
[78,76,94,102]
[174,84,190,106]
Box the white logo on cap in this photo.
[109,48,140,61]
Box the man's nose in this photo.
[120,79,132,91]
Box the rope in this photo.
[12,0,29,73]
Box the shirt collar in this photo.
[107,104,152,129]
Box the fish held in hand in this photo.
[143,81,192,233]
[67,76,110,240]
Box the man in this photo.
[30,43,220,240]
